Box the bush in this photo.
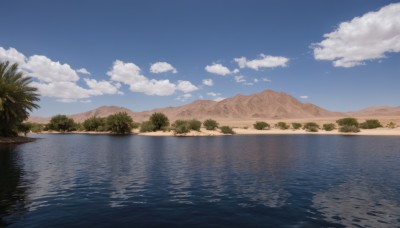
[17,122,32,136]
[359,119,382,129]
[303,122,320,132]
[149,112,170,131]
[336,118,359,127]
[140,121,156,132]
[339,125,360,133]
[276,122,289,130]
[386,122,397,129]
[291,122,302,130]
[173,120,191,135]
[188,119,202,131]
[83,116,106,131]
[203,119,219,130]
[253,121,270,130]
[47,115,75,132]
[220,126,235,134]
[322,123,335,131]
[106,112,134,134]
[30,122,44,133]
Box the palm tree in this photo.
[0,61,40,137]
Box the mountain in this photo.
[348,106,400,116]
[29,90,349,124]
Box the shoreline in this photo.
[31,127,400,137]
[0,136,38,144]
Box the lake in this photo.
[1,134,400,227]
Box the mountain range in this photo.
[29,90,399,123]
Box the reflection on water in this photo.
[0,134,399,227]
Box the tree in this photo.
[336,118,359,133]
[106,112,133,134]
[322,123,335,131]
[220,126,235,134]
[83,116,106,131]
[173,120,191,135]
[276,122,289,130]
[140,121,156,132]
[47,115,75,132]
[291,123,302,130]
[17,122,32,136]
[149,112,170,131]
[0,61,40,136]
[338,126,360,133]
[386,122,396,129]
[203,119,219,130]
[359,119,382,129]
[303,122,320,132]
[253,121,270,130]
[188,119,202,131]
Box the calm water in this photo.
[1,134,400,227]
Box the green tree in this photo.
[17,122,32,136]
[291,122,302,130]
[336,118,359,127]
[106,112,133,134]
[359,119,382,129]
[338,126,360,133]
[0,61,40,136]
[220,126,235,134]
[173,120,191,135]
[253,121,270,130]
[322,123,335,131]
[188,119,202,131]
[83,116,106,131]
[140,121,156,132]
[47,115,75,132]
[149,112,170,131]
[276,122,289,130]
[203,119,219,130]
[303,122,320,132]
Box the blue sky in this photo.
[1,0,399,116]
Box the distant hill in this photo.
[30,90,400,124]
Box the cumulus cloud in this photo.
[150,61,177,74]
[176,80,198,93]
[300,95,309,99]
[261,78,271,82]
[234,75,246,83]
[313,3,400,67]
[202,78,213,86]
[234,54,289,70]
[213,97,226,102]
[0,47,26,65]
[77,68,91,75]
[207,92,221,97]
[205,63,231,76]
[0,47,122,102]
[176,93,192,102]
[233,68,240,74]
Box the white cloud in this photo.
[313,3,400,67]
[234,75,246,83]
[176,80,199,93]
[254,78,259,83]
[213,97,226,102]
[261,78,271,82]
[25,55,80,83]
[30,81,93,102]
[207,92,221,97]
[233,68,240,74]
[0,47,26,65]
[176,93,192,102]
[84,78,122,95]
[150,61,177,74]
[77,68,91,75]
[234,54,289,70]
[202,78,213,86]
[300,95,309,99]
[205,63,231,76]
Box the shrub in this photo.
[149,112,170,131]
[83,116,106,131]
[253,121,270,130]
[220,126,235,134]
[140,121,156,132]
[188,119,202,131]
[276,122,289,130]
[303,122,320,132]
[203,119,219,130]
[30,122,44,133]
[47,115,75,132]
[386,122,397,129]
[336,118,359,127]
[173,120,191,135]
[106,112,134,134]
[339,125,360,133]
[291,122,302,130]
[322,123,335,131]
[17,122,32,136]
[359,119,382,129]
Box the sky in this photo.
[1,0,399,116]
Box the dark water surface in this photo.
[1,134,400,227]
